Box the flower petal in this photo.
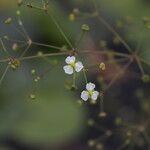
[81,90,89,101]
[63,65,74,74]
[91,91,99,100]
[86,82,95,91]
[75,61,84,72]
[65,56,75,64]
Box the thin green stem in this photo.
[20,51,70,61]
[47,11,74,50]
[0,38,10,56]
[20,42,31,57]
[79,50,130,58]
[91,0,132,53]
[97,16,133,53]
[135,56,145,75]
[17,16,30,41]
[83,68,88,84]
[4,37,27,43]
[12,24,27,40]
[104,59,133,91]
[0,65,10,85]
[32,41,63,51]
[73,72,76,87]
[75,31,85,48]
[0,49,130,63]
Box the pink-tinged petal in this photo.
[65,56,75,64]
[86,82,95,91]
[63,65,74,75]
[91,91,99,100]
[81,90,89,101]
[75,61,84,72]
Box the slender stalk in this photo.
[83,68,88,84]
[20,51,70,61]
[0,65,10,85]
[79,50,130,58]
[92,0,132,53]
[4,38,27,43]
[135,56,145,75]
[97,16,132,53]
[75,31,85,48]
[139,57,150,66]
[47,11,74,50]
[0,49,130,63]
[20,43,31,58]
[32,41,63,51]
[17,17,30,41]
[104,59,133,91]
[0,38,10,56]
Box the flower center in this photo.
[69,62,76,68]
[88,90,94,96]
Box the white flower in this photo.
[81,82,99,101]
[63,56,84,75]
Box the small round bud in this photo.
[142,74,150,83]
[18,0,23,6]
[81,24,90,32]
[30,94,36,100]
[88,139,95,147]
[16,10,21,16]
[31,69,36,75]
[37,51,43,56]
[4,17,12,24]
[87,119,95,126]
[73,8,80,15]
[96,143,104,150]
[115,117,122,126]
[99,62,106,71]
[69,13,75,21]
[12,43,18,51]
[98,112,107,117]
[9,58,20,70]
[34,76,40,82]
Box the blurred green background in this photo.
[0,0,150,150]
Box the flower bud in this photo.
[81,24,90,32]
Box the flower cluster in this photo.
[81,82,99,101]
[64,56,99,101]
[63,56,83,74]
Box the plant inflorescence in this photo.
[0,0,150,149]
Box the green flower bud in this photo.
[4,17,12,24]
[81,24,90,32]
